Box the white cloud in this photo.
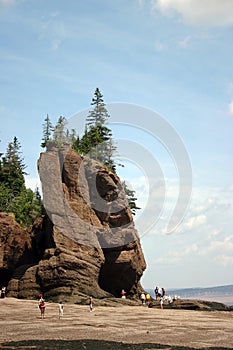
[25,176,41,192]
[39,16,66,51]
[155,243,198,264]
[178,35,191,48]
[229,100,233,115]
[215,254,233,266]
[151,0,233,27]
[199,234,233,257]
[154,40,167,51]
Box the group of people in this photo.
[139,286,169,309]
[38,294,94,319]
[140,292,152,305]
[38,294,64,319]
[36,285,176,319]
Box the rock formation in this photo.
[1,145,146,302]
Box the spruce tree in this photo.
[0,137,43,226]
[0,137,26,196]
[41,114,53,148]
[53,116,67,146]
[86,88,110,127]
[82,88,115,169]
[122,181,141,215]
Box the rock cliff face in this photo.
[1,145,146,302]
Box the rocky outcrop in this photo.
[1,145,146,302]
[149,298,232,311]
[0,212,32,289]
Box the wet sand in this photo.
[1,297,233,349]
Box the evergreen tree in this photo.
[79,88,116,169]
[122,181,140,216]
[53,116,67,145]
[41,114,53,148]
[86,88,110,127]
[0,137,26,196]
[0,137,43,226]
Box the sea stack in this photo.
[4,145,146,302]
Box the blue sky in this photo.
[0,0,233,289]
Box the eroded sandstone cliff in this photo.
[1,145,146,302]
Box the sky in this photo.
[0,0,233,289]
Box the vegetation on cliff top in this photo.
[0,88,139,224]
[41,88,140,215]
[0,137,44,226]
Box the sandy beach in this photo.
[0,297,233,349]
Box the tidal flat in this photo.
[1,298,233,349]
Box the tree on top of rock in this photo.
[86,88,110,127]
[53,116,67,145]
[74,88,117,171]
[41,114,53,148]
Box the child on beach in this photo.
[38,294,45,319]
[59,301,63,319]
[121,289,126,299]
[160,296,164,309]
[89,296,93,312]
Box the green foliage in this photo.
[40,88,140,215]
[0,137,26,196]
[53,116,67,146]
[41,114,53,148]
[122,181,140,216]
[86,87,110,127]
[74,88,118,172]
[0,137,44,226]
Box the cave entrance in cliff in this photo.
[98,261,136,297]
[0,268,12,289]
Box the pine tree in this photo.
[41,114,53,148]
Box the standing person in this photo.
[121,289,126,299]
[160,296,164,309]
[145,293,151,305]
[89,296,93,312]
[154,287,158,300]
[1,287,6,298]
[140,292,146,305]
[38,295,46,319]
[158,286,162,298]
[58,301,63,319]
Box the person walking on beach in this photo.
[58,301,63,319]
[38,294,45,319]
[89,296,93,312]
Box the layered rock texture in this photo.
[0,145,146,302]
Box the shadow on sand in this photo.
[0,339,230,350]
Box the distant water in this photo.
[146,285,233,306]
[223,301,233,306]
